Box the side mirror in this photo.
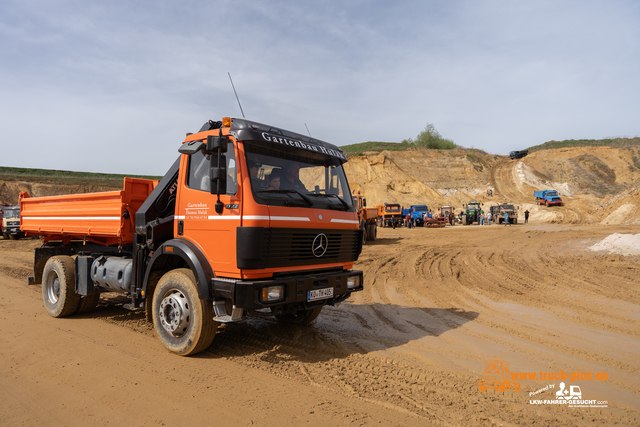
[209,159,227,196]
[206,135,228,153]
[178,140,205,155]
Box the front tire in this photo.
[42,256,80,318]
[152,269,218,356]
[276,306,323,325]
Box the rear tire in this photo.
[276,306,323,325]
[42,256,81,318]
[152,269,218,356]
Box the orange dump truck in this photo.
[21,117,364,356]
[352,191,378,243]
[376,203,403,228]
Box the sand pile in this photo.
[589,233,640,256]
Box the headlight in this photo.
[261,285,285,302]
[347,275,361,289]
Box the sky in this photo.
[1,0,639,175]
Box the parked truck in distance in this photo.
[490,204,519,224]
[353,191,378,242]
[509,150,528,159]
[20,116,364,356]
[534,190,563,207]
[2,205,24,240]
[402,205,432,227]
[376,203,403,228]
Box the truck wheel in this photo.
[76,294,100,314]
[367,223,376,242]
[513,219,518,224]
[152,268,218,356]
[276,306,323,325]
[9,234,17,240]
[2,233,8,239]
[42,256,81,318]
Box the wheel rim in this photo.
[159,289,191,337]
[45,270,61,304]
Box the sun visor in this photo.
[233,128,347,162]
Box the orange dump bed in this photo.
[20,177,157,245]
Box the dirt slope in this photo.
[344,146,640,225]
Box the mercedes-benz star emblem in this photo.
[312,233,328,257]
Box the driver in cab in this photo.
[280,162,307,192]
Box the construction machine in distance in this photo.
[461,200,483,225]
[435,206,456,226]
[20,116,364,356]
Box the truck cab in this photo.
[378,203,402,228]
[403,205,431,227]
[2,205,23,240]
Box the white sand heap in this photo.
[589,233,640,256]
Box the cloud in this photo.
[0,0,638,174]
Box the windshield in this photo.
[385,204,400,212]
[412,206,428,213]
[4,208,19,219]
[501,205,514,210]
[468,204,480,210]
[244,141,353,210]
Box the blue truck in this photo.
[402,205,433,227]
[534,190,563,207]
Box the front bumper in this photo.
[212,269,364,310]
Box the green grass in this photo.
[0,166,162,187]
[340,141,409,156]
[528,137,640,152]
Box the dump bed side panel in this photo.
[20,178,156,245]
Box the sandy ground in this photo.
[1,222,639,426]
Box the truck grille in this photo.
[237,227,362,269]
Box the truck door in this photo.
[175,139,242,275]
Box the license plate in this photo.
[307,287,334,302]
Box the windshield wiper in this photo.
[309,193,351,210]
[255,189,313,206]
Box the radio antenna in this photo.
[305,123,311,136]
[228,72,245,118]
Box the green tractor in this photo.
[461,200,483,225]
